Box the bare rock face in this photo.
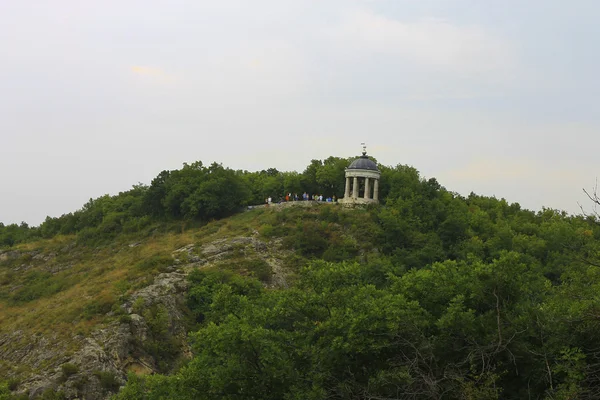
[184,236,289,288]
[127,272,189,318]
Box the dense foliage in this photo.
[0,157,356,247]
[115,253,600,399]
[108,163,600,399]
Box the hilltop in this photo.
[1,158,600,399]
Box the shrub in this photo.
[135,254,172,272]
[187,269,263,323]
[93,370,120,393]
[73,376,88,391]
[283,221,330,257]
[259,224,275,238]
[283,253,307,272]
[319,206,340,223]
[141,305,181,372]
[76,227,101,245]
[218,258,273,283]
[243,258,272,282]
[39,388,66,400]
[119,314,132,324]
[322,237,359,262]
[60,363,79,378]
[82,296,114,320]
[132,297,145,314]
[6,377,20,391]
[0,382,10,400]
[0,271,14,286]
[10,271,72,303]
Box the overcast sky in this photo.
[1,0,599,225]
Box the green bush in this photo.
[73,376,88,391]
[132,297,145,314]
[141,305,181,373]
[318,205,340,223]
[283,221,330,257]
[60,363,79,378]
[6,378,19,391]
[0,271,14,286]
[135,255,173,272]
[119,314,132,324]
[259,224,275,238]
[282,253,307,272]
[82,298,114,320]
[93,370,120,393]
[39,388,66,400]
[242,258,273,282]
[187,269,263,324]
[75,226,101,245]
[322,238,359,262]
[10,271,73,303]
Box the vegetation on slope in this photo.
[2,157,600,399]
[114,202,600,399]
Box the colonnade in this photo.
[343,175,379,201]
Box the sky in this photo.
[1,0,599,225]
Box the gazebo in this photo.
[340,147,380,204]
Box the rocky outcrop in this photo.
[5,270,189,399]
[1,235,290,399]
[179,236,290,288]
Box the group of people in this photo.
[265,192,337,205]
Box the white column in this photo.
[352,177,358,199]
[373,179,379,201]
[364,177,370,199]
[344,176,351,199]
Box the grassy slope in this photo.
[0,203,378,377]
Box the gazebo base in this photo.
[338,197,378,205]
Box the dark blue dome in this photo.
[348,155,378,171]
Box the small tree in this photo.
[582,180,600,222]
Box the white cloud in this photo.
[332,9,516,75]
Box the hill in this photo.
[1,159,600,399]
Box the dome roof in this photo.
[348,155,379,171]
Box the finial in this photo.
[361,142,367,156]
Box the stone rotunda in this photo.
[340,147,381,204]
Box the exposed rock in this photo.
[43,263,74,274]
[174,237,290,287]
[60,243,76,253]
[0,250,20,263]
[32,252,54,263]
[198,236,269,261]
[11,264,34,272]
